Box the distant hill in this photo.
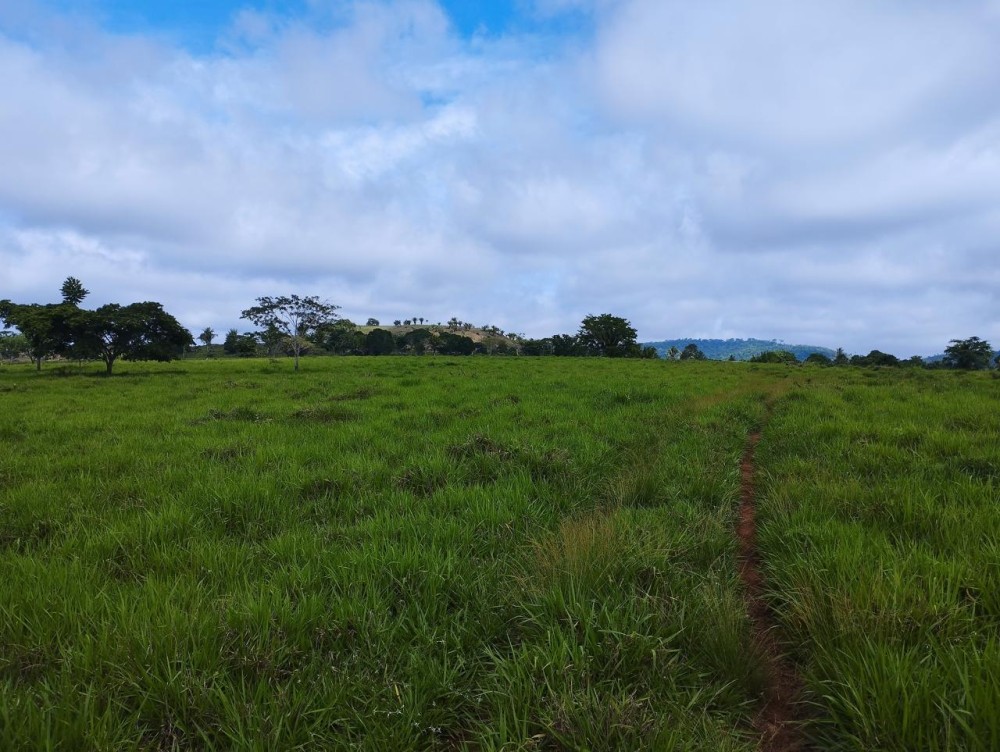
[642,338,836,361]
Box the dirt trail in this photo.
[738,431,810,752]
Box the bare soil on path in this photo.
[738,431,812,752]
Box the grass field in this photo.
[0,357,996,750]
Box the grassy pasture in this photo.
[0,357,996,750]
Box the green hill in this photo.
[642,338,836,361]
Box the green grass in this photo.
[0,358,996,750]
[756,367,1000,751]
[0,357,774,750]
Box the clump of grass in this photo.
[288,405,357,423]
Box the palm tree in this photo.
[198,327,215,357]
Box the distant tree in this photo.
[76,302,192,375]
[680,343,706,360]
[366,318,380,327]
[393,320,402,327]
[751,350,799,364]
[0,331,28,363]
[902,355,926,368]
[436,331,475,355]
[521,338,554,356]
[943,336,993,371]
[365,328,395,355]
[223,328,240,355]
[60,277,90,305]
[551,334,582,356]
[255,323,284,357]
[667,345,680,361]
[400,328,434,354]
[233,333,259,358]
[833,347,850,366]
[577,314,638,357]
[640,346,659,359]
[240,295,340,371]
[850,350,899,367]
[403,319,412,326]
[318,320,362,355]
[198,327,215,355]
[804,353,832,365]
[728,354,736,362]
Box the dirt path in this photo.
[738,431,810,752]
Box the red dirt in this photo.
[738,432,810,752]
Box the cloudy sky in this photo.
[1,0,998,355]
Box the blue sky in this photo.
[36,1,568,47]
[2,0,999,355]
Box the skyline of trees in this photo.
[2,281,997,369]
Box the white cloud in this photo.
[1,0,999,355]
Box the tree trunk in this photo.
[294,347,300,372]
[105,358,114,376]
[35,357,41,371]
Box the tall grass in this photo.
[756,367,1000,750]
[3,358,994,749]
[0,357,772,750]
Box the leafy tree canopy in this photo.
[78,302,193,374]
[60,277,90,306]
[365,328,395,356]
[241,295,340,370]
[679,343,707,361]
[750,350,799,364]
[943,336,994,371]
[577,314,638,358]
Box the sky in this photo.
[1,0,999,356]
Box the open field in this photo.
[0,358,997,750]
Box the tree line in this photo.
[0,278,190,374]
[2,281,996,372]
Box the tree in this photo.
[77,302,192,375]
[365,328,395,355]
[851,350,899,367]
[399,327,433,355]
[258,323,285,357]
[60,277,89,305]
[667,346,680,361]
[680,343,706,360]
[805,353,832,365]
[750,350,799,364]
[1,277,91,370]
[833,348,849,366]
[436,331,475,355]
[943,336,994,371]
[551,334,582,356]
[223,328,241,355]
[366,318,380,327]
[0,302,79,370]
[0,331,28,363]
[240,295,340,371]
[198,327,215,355]
[393,320,402,327]
[577,314,638,357]
[319,320,363,355]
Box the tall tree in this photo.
[578,314,638,357]
[240,295,340,371]
[680,343,707,360]
[0,331,28,363]
[943,336,994,370]
[60,277,90,305]
[77,302,193,375]
[365,328,395,355]
[0,302,77,370]
[198,327,215,355]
